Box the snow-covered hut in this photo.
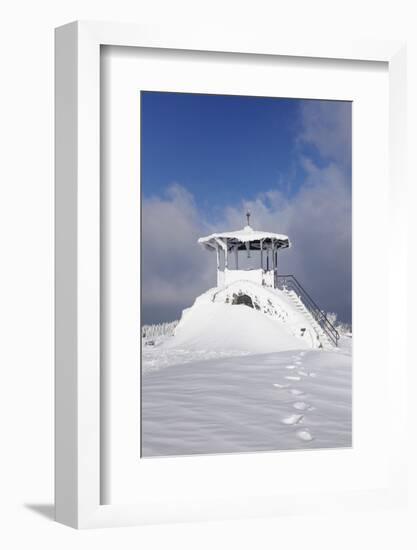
[169,213,339,353]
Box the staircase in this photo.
[276,275,340,347]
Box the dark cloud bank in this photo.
[142,101,351,325]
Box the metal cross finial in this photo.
[246,211,251,226]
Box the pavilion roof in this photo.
[198,225,290,251]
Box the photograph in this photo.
[140,91,352,457]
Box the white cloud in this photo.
[299,100,352,168]
[142,184,215,323]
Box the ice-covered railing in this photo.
[142,320,179,340]
[276,275,340,347]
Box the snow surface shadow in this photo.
[141,342,352,457]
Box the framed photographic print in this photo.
[55,21,407,528]
[139,90,352,457]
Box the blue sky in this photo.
[141,92,352,324]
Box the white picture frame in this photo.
[55,21,407,529]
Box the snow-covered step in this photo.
[282,289,335,349]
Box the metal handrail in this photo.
[277,274,340,346]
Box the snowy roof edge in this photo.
[198,228,290,246]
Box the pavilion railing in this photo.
[276,274,340,347]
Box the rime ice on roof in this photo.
[198,225,290,249]
[198,211,290,288]
[198,212,290,251]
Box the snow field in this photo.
[141,339,352,457]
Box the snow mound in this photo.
[211,280,323,348]
[164,301,309,354]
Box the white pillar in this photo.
[234,246,239,269]
[274,250,278,288]
[272,244,277,287]
[260,239,264,270]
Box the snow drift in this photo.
[142,341,352,457]
[165,301,309,353]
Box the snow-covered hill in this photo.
[166,301,309,353]
[141,280,351,456]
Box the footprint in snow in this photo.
[296,429,314,442]
[298,371,309,377]
[293,401,310,411]
[281,414,304,425]
[285,375,301,381]
[285,365,296,370]
[295,361,302,366]
[309,372,317,378]
[273,383,290,389]
[289,388,305,396]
